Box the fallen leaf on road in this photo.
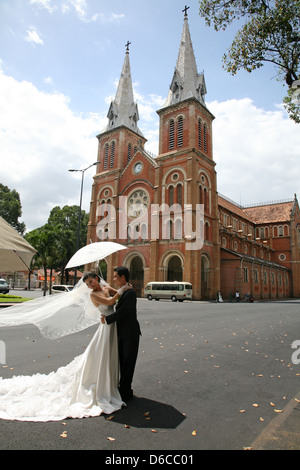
[60,431,67,438]
[192,430,197,436]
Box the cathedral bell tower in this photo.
[87,43,147,253]
[155,8,220,299]
[97,42,146,174]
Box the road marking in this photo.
[250,391,300,450]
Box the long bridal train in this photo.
[0,304,124,422]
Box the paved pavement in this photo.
[0,296,300,451]
[250,390,300,450]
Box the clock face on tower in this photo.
[133,162,143,174]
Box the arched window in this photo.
[110,141,115,168]
[104,143,109,170]
[199,185,203,204]
[169,120,175,150]
[177,116,183,147]
[198,119,202,148]
[169,185,174,206]
[203,124,207,152]
[174,218,182,239]
[204,187,209,211]
[205,222,210,241]
[177,184,182,206]
[127,143,132,163]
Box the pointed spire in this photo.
[162,12,207,108]
[105,44,143,137]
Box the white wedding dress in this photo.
[0,305,124,422]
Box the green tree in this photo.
[25,224,59,295]
[198,0,300,122]
[47,205,89,283]
[0,184,26,234]
[25,205,89,292]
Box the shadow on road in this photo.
[108,396,186,429]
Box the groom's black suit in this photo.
[105,288,141,401]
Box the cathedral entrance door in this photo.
[167,255,183,282]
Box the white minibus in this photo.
[144,281,192,302]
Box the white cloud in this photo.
[65,0,89,21]
[44,76,54,85]
[208,98,300,205]
[0,70,106,231]
[1,68,299,232]
[25,29,44,45]
[30,0,124,23]
[107,13,125,23]
[29,0,57,13]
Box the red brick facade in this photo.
[219,196,300,300]
[86,17,300,301]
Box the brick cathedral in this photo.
[86,11,300,301]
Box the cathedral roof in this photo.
[218,195,253,222]
[102,50,144,138]
[218,194,295,224]
[243,201,294,224]
[160,14,207,109]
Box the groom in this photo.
[101,266,141,402]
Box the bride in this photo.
[0,272,129,422]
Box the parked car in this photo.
[0,279,9,294]
[52,285,74,294]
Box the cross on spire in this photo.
[125,41,131,52]
[182,5,190,17]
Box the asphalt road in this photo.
[0,297,300,452]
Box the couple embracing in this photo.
[84,266,141,403]
[0,266,141,421]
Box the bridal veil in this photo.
[0,280,102,339]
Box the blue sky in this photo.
[1,0,299,231]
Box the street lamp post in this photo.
[68,161,98,283]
